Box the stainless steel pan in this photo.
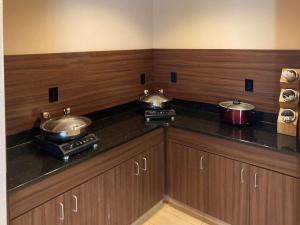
[139,89,172,109]
[40,108,92,142]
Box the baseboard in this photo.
[164,196,231,225]
[132,200,164,225]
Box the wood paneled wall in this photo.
[5,50,153,135]
[5,49,300,135]
[152,49,300,113]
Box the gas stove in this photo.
[34,133,99,162]
[145,109,176,122]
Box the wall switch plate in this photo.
[49,87,58,103]
[140,74,146,85]
[171,72,177,83]
[245,79,254,92]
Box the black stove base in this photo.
[34,133,99,162]
[145,109,176,122]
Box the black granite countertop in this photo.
[7,103,160,193]
[172,102,300,155]
[7,100,300,193]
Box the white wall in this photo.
[4,0,153,55]
[5,0,300,54]
[0,0,7,224]
[153,0,300,49]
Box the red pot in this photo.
[219,100,255,125]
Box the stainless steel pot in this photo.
[139,89,172,109]
[40,108,92,142]
[219,100,255,125]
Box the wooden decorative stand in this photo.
[277,68,300,137]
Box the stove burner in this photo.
[145,109,176,122]
[34,133,99,162]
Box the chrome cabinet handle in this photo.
[142,157,147,171]
[254,173,258,188]
[134,161,140,176]
[59,202,64,221]
[72,195,78,213]
[200,156,204,170]
[240,168,245,184]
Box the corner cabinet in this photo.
[167,141,208,212]
[9,129,164,225]
[119,143,165,224]
[167,128,300,225]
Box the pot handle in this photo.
[41,112,51,120]
[144,90,149,96]
[233,99,241,105]
[63,108,71,116]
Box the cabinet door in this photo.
[10,194,68,225]
[250,166,300,225]
[103,166,122,225]
[167,141,208,212]
[119,155,143,225]
[69,174,105,225]
[208,154,249,225]
[141,142,165,213]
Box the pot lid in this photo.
[40,115,91,134]
[219,100,255,111]
[141,89,171,104]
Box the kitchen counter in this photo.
[7,103,160,193]
[172,100,300,155]
[7,100,300,193]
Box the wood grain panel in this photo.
[250,166,300,225]
[69,175,106,225]
[153,49,300,113]
[120,155,143,224]
[208,154,249,225]
[167,128,300,179]
[141,143,165,214]
[5,49,153,135]
[10,194,67,225]
[167,141,208,212]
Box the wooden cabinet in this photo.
[250,166,300,225]
[10,194,67,225]
[10,130,164,225]
[68,174,106,225]
[103,167,122,225]
[167,141,208,212]
[11,174,107,225]
[141,143,165,213]
[167,141,249,225]
[167,128,300,225]
[119,155,142,224]
[208,154,249,225]
[120,142,165,224]
[11,127,300,225]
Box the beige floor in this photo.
[141,204,210,225]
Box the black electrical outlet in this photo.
[171,72,177,83]
[49,87,58,103]
[245,79,254,92]
[140,74,146,85]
